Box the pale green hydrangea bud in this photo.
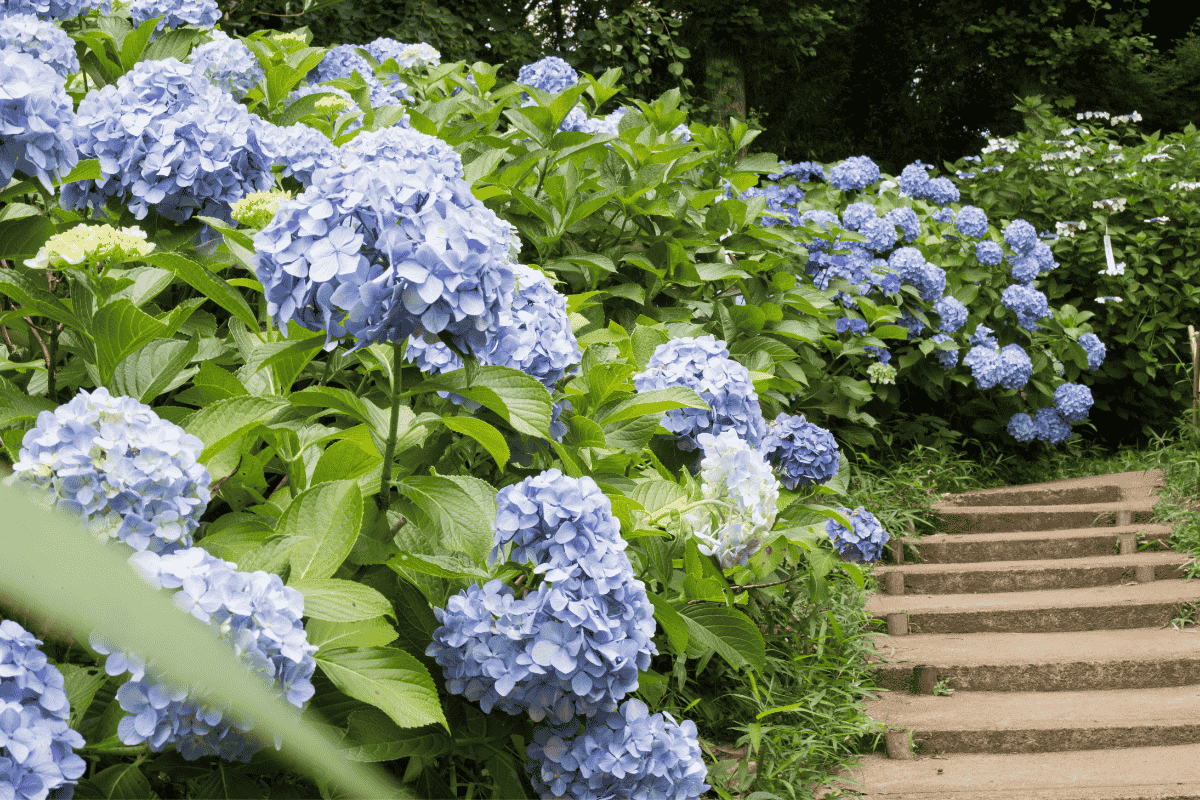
[231,190,293,229]
[25,223,153,270]
[315,95,353,113]
[270,30,308,53]
[867,362,896,385]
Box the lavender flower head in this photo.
[761,412,839,490]
[975,240,1004,266]
[1033,406,1072,444]
[89,547,318,761]
[930,333,959,368]
[1007,412,1038,443]
[129,0,220,38]
[0,13,78,79]
[307,43,400,108]
[517,56,579,95]
[828,155,881,192]
[1079,332,1106,370]
[955,205,988,238]
[933,295,968,332]
[996,343,1033,390]
[1054,382,1093,423]
[1003,219,1039,256]
[825,506,889,563]
[1001,284,1051,330]
[685,430,779,569]
[0,49,78,191]
[252,125,516,352]
[632,335,768,451]
[250,117,339,187]
[7,387,212,556]
[188,30,264,100]
[1,0,108,18]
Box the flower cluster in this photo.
[1079,332,1106,370]
[888,247,946,302]
[89,546,318,761]
[768,161,825,182]
[3,0,107,17]
[24,223,154,270]
[685,430,779,569]
[1054,382,1093,422]
[929,333,959,368]
[0,13,76,79]
[1009,408,1073,444]
[867,362,897,384]
[633,336,768,451]
[526,698,709,800]
[0,49,77,191]
[253,126,516,352]
[251,118,340,186]
[895,161,959,205]
[129,0,220,37]
[188,30,263,100]
[976,240,1003,266]
[1001,284,1050,330]
[954,206,988,238]
[933,295,967,333]
[517,56,578,95]
[365,38,440,70]
[761,413,839,490]
[963,342,1032,390]
[230,190,292,229]
[825,507,889,563]
[828,155,880,192]
[307,44,399,108]
[0,620,87,799]
[428,471,657,723]
[7,387,212,555]
[63,58,272,226]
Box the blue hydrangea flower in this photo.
[1008,254,1039,284]
[0,620,86,799]
[1007,412,1038,442]
[365,38,440,70]
[430,471,657,723]
[2,0,108,18]
[1003,219,1038,256]
[685,430,779,569]
[924,176,960,206]
[0,49,77,191]
[861,216,898,253]
[975,240,1003,266]
[768,161,825,182]
[836,317,868,335]
[1054,382,1093,423]
[897,161,931,196]
[633,336,768,451]
[89,547,318,762]
[188,30,264,100]
[825,507,889,563]
[889,247,945,302]
[307,43,400,108]
[1033,407,1072,444]
[7,387,212,555]
[0,13,77,79]
[1032,240,1057,275]
[969,323,998,349]
[62,58,272,226]
[1079,333,1106,370]
[897,310,926,338]
[932,207,956,224]
[930,333,958,369]
[129,0,220,37]
[864,345,890,364]
[252,126,516,352]
[955,205,988,238]
[841,202,876,231]
[996,343,1032,389]
[933,296,967,332]
[517,56,578,95]
[251,117,339,186]
[828,155,880,192]
[526,698,709,800]
[884,207,920,242]
[761,412,839,490]
[1002,284,1051,330]
[963,343,1001,389]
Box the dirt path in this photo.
[820,469,1200,799]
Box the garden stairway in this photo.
[818,469,1200,799]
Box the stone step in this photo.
[864,579,1200,634]
[818,743,1200,799]
[901,523,1173,564]
[876,551,1191,594]
[863,684,1200,755]
[868,626,1200,693]
[932,498,1158,534]
[937,469,1165,510]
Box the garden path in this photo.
[819,468,1200,799]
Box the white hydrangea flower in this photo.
[1171,181,1200,191]
[1092,197,1127,212]
[231,189,293,229]
[25,223,154,270]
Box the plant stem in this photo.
[378,340,403,512]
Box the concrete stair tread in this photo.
[818,743,1200,799]
[864,683,1200,732]
[865,578,1198,615]
[866,626,1200,668]
[933,497,1159,514]
[911,522,1171,545]
[877,551,1191,575]
[938,468,1166,504]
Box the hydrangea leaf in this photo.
[58,663,109,731]
[315,646,447,731]
[144,252,259,332]
[677,603,766,674]
[0,266,85,332]
[441,415,510,469]
[594,386,709,425]
[92,297,172,383]
[0,206,54,258]
[275,479,363,581]
[0,387,56,428]
[414,365,553,439]
[339,708,451,763]
[311,437,382,487]
[305,617,399,654]
[629,479,689,516]
[183,395,290,466]
[393,474,497,566]
[602,415,659,454]
[290,578,394,622]
[92,762,152,799]
[110,335,200,403]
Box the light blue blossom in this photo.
[251,117,339,186]
[930,333,958,368]
[828,155,880,192]
[963,343,1001,389]
[1007,412,1038,442]
[933,296,967,332]
[996,343,1032,389]
[307,43,399,108]
[1001,284,1050,330]
[1,0,108,18]
[188,30,264,100]
[129,0,220,37]
[761,412,839,490]
[884,207,920,242]
[1033,407,1072,444]
[825,507,889,562]
[975,240,1003,266]
[0,49,77,191]
[0,13,77,79]
[925,176,959,206]
[1003,219,1039,256]
[1054,382,1093,423]
[955,205,988,238]
[1079,333,1106,370]
[517,56,578,95]
[685,430,779,569]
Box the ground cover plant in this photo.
[0,1,1130,797]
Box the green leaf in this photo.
[732,152,781,173]
[276,480,363,581]
[677,603,766,673]
[629,480,689,516]
[110,335,199,403]
[306,617,399,653]
[183,395,290,466]
[143,252,259,332]
[647,595,688,653]
[440,415,509,469]
[340,708,451,763]
[385,551,491,581]
[311,437,382,486]
[92,763,151,799]
[119,16,160,72]
[0,212,54,259]
[595,386,709,424]
[290,578,394,622]
[315,646,448,730]
[193,763,266,799]
[58,663,109,731]
[0,388,56,427]
[413,365,552,438]
[393,474,496,565]
[92,298,170,384]
[0,269,86,332]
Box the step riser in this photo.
[906,602,1184,634]
[939,509,1157,534]
[874,658,1200,693]
[944,485,1121,508]
[898,564,1186,594]
[912,725,1200,755]
[911,531,1170,563]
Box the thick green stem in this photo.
[377,341,403,511]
